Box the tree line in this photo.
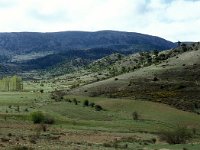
[0,76,23,91]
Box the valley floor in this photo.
[0,92,200,150]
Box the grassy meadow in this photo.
[0,91,200,149]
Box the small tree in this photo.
[31,111,55,124]
[83,100,89,107]
[160,126,192,144]
[31,111,45,124]
[132,111,139,120]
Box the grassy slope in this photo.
[62,96,200,130]
[69,49,200,111]
[71,49,200,93]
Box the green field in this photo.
[0,92,200,149]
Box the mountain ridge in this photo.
[0,30,177,76]
[0,30,176,55]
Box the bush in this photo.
[114,78,118,81]
[132,111,139,120]
[43,115,55,124]
[151,138,157,144]
[83,100,89,107]
[160,126,192,144]
[103,143,112,147]
[152,77,159,81]
[31,111,45,124]
[51,91,65,102]
[24,108,29,112]
[31,112,55,124]
[73,98,78,105]
[89,102,95,107]
[95,105,103,111]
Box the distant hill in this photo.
[0,30,175,55]
[0,30,176,75]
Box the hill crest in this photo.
[0,30,176,55]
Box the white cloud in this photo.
[0,0,200,41]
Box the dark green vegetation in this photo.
[0,33,199,149]
[160,126,193,144]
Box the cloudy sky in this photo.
[0,0,200,41]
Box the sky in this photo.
[0,0,200,42]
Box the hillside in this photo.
[69,43,200,112]
[0,31,175,56]
[0,30,176,77]
[0,48,125,78]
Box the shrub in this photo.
[160,126,192,144]
[1,137,10,142]
[43,115,55,124]
[50,91,64,102]
[31,111,55,124]
[95,105,103,111]
[151,138,157,144]
[114,78,118,81]
[89,102,95,107]
[103,143,112,147]
[132,111,139,120]
[177,85,186,90]
[73,98,78,105]
[152,77,159,81]
[83,100,89,107]
[31,111,45,124]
